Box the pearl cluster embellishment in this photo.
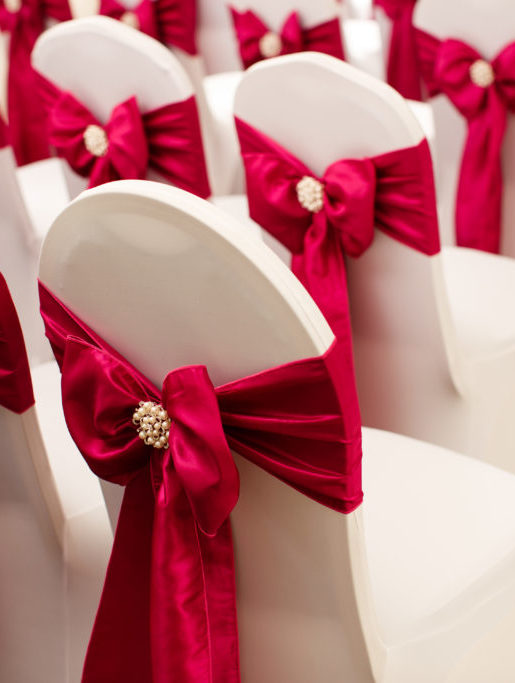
[5,0,21,12]
[133,401,171,450]
[296,176,324,213]
[259,31,282,58]
[83,124,109,157]
[469,59,495,88]
[121,10,140,29]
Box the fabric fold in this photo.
[39,280,363,682]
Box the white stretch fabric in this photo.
[39,180,515,682]
[27,16,227,241]
[414,0,515,254]
[215,52,515,475]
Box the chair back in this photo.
[39,179,377,682]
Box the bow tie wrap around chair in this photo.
[416,31,515,254]
[98,0,197,54]
[37,74,211,196]
[0,0,71,165]
[230,8,345,68]
[39,279,362,682]
[236,117,440,340]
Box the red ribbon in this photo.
[229,8,345,69]
[0,0,71,165]
[374,0,422,100]
[39,281,362,682]
[236,117,440,339]
[417,31,515,253]
[99,0,197,54]
[37,75,211,196]
[0,273,34,413]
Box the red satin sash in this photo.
[374,0,422,100]
[0,274,34,413]
[99,0,197,55]
[230,8,345,69]
[416,30,515,253]
[37,75,211,196]
[0,0,71,165]
[39,280,363,682]
[236,117,440,339]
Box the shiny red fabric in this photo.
[229,8,345,69]
[37,75,211,196]
[0,0,71,165]
[417,31,515,253]
[99,0,197,54]
[236,117,440,337]
[374,0,422,100]
[39,280,363,682]
[0,274,34,413]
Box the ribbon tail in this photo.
[387,7,422,101]
[291,213,352,340]
[82,470,154,682]
[455,95,507,253]
[8,22,49,165]
[150,467,240,683]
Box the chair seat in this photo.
[363,427,515,680]
[441,246,515,359]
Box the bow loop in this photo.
[324,159,377,257]
[162,366,239,536]
[61,337,156,485]
[230,9,302,68]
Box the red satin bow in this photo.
[374,0,422,100]
[230,8,345,69]
[0,273,34,413]
[417,31,515,253]
[39,281,362,682]
[99,0,197,54]
[236,117,440,338]
[37,75,211,196]
[0,0,70,165]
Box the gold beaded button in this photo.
[296,176,324,213]
[132,401,171,450]
[83,125,109,158]
[120,10,140,30]
[259,32,282,59]
[469,59,495,88]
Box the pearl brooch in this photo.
[5,0,21,13]
[296,176,324,213]
[259,32,282,59]
[120,10,140,30]
[83,124,109,158]
[132,401,171,449]
[469,59,495,88]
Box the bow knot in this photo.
[48,93,149,186]
[434,39,515,120]
[230,9,302,68]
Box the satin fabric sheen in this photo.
[230,8,345,69]
[39,281,363,682]
[0,274,34,413]
[0,0,71,165]
[417,31,515,253]
[99,0,197,55]
[374,0,422,100]
[37,75,211,196]
[236,117,440,340]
